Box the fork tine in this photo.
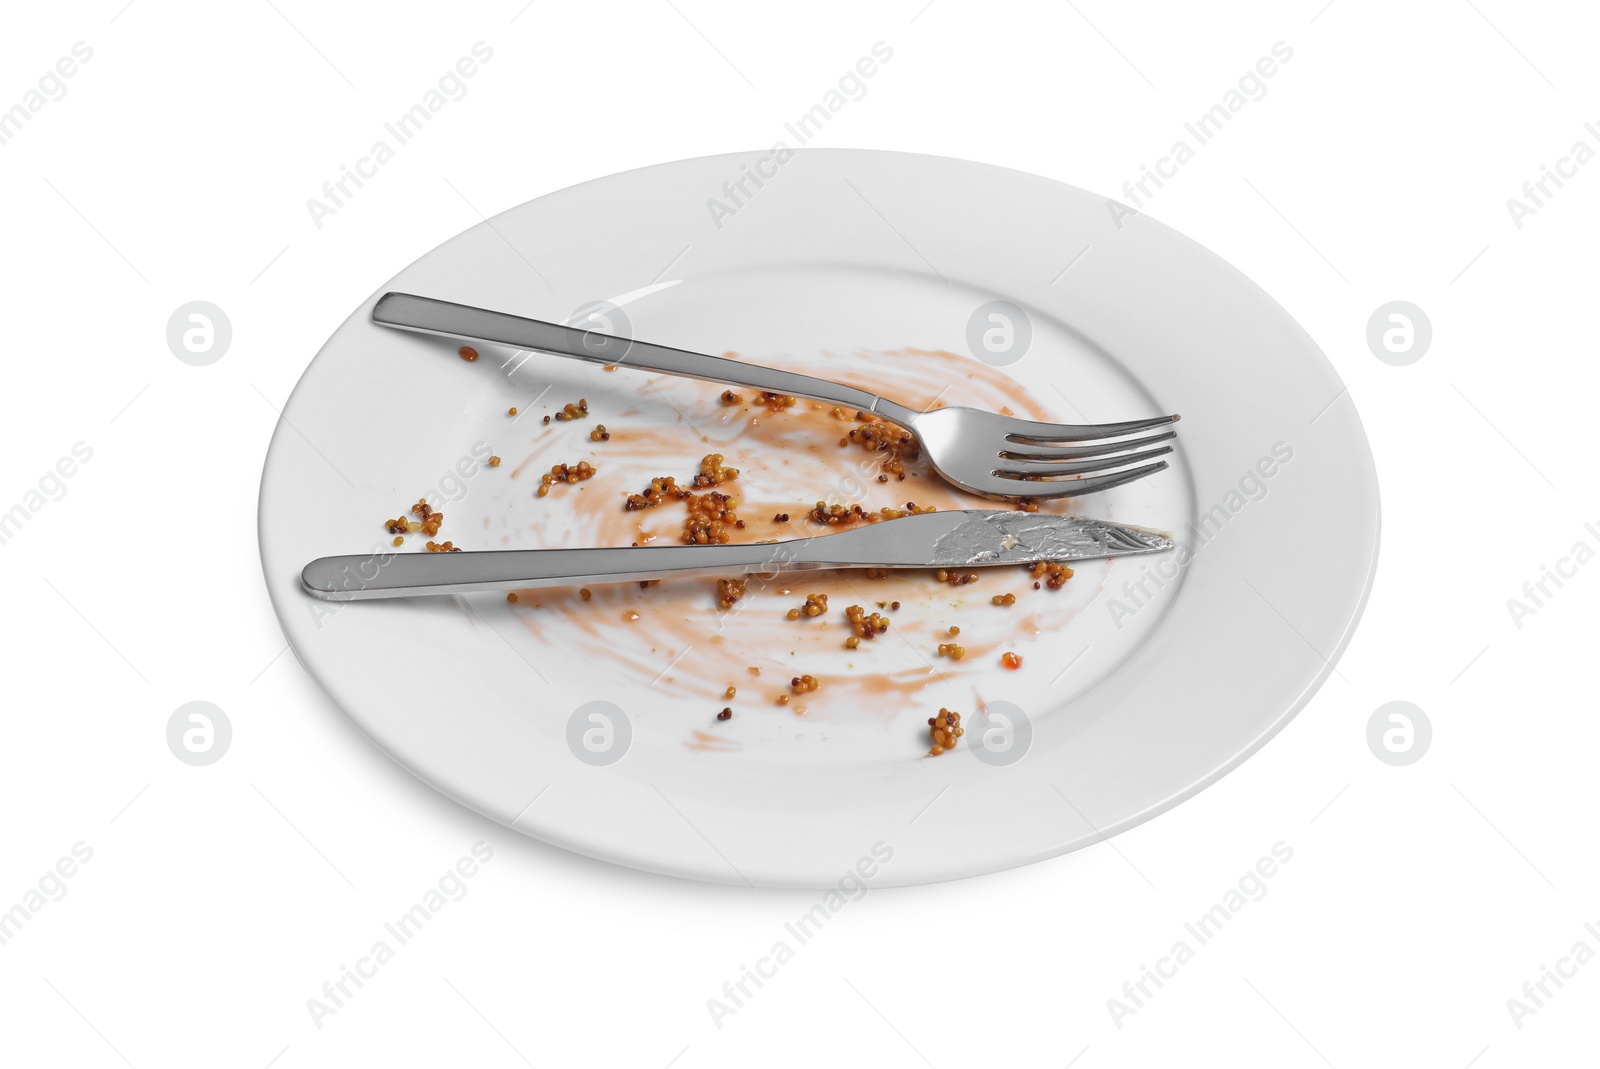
[999,429,1176,462]
[1004,413,1180,444]
[996,444,1173,479]
[981,460,1170,498]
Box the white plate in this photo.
[258,150,1379,888]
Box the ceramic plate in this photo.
[258,149,1379,887]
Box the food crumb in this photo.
[683,491,740,545]
[553,398,589,422]
[393,498,444,538]
[786,593,828,620]
[844,414,920,480]
[1028,561,1074,590]
[758,391,798,413]
[716,577,747,610]
[844,603,889,643]
[625,475,689,511]
[538,461,596,497]
[806,500,935,526]
[928,708,963,756]
[692,453,739,488]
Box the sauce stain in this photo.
[482,347,1124,743]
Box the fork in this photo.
[372,293,1179,499]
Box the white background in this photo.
[2,1,1596,1065]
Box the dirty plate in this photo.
[257,150,1379,887]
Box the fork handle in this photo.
[373,293,917,424]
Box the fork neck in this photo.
[866,397,920,428]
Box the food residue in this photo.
[928,708,963,756]
[716,577,746,610]
[787,593,828,620]
[553,398,589,422]
[538,461,596,498]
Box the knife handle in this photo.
[301,538,896,602]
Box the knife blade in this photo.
[301,509,1174,601]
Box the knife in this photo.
[301,510,1174,601]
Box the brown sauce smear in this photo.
[498,348,1108,728]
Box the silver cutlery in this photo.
[371,293,1179,500]
[303,510,1174,601]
